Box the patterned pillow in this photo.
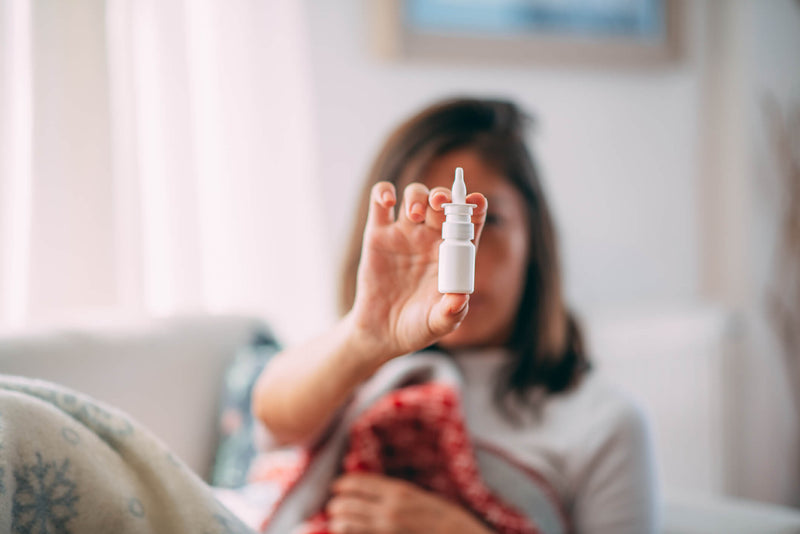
[210,330,281,488]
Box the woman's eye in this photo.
[485,213,503,226]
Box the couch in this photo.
[1,313,799,534]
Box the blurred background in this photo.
[0,0,798,517]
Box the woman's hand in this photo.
[251,183,484,445]
[347,182,488,364]
[326,473,492,534]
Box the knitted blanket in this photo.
[255,353,567,534]
[0,375,255,534]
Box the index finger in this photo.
[366,182,396,230]
[424,186,450,230]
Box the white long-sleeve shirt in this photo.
[219,348,659,533]
[450,348,659,534]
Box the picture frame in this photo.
[368,0,685,66]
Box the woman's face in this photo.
[420,148,530,348]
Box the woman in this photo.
[252,98,657,534]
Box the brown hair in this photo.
[340,97,590,408]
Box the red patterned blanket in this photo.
[253,356,557,534]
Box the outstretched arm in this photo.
[252,181,487,445]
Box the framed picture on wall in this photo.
[368,0,684,66]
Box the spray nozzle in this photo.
[452,167,467,204]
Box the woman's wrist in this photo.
[339,312,397,377]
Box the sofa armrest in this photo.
[0,313,270,479]
[662,493,800,534]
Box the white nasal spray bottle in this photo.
[438,167,476,294]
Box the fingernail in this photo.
[410,202,424,218]
[381,191,392,205]
[453,299,468,314]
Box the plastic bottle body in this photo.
[437,167,476,294]
[438,238,475,294]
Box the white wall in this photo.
[304,0,705,311]
[690,0,800,508]
[739,0,800,507]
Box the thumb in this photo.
[427,294,470,338]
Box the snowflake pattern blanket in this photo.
[0,375,256,534]
[256,352,567,534]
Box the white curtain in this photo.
[0,0,334,344]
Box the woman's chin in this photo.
[437,317,497,349]
[436,300,515,350]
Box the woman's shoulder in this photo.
[547,371,651,443]
[556,373,659,531]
